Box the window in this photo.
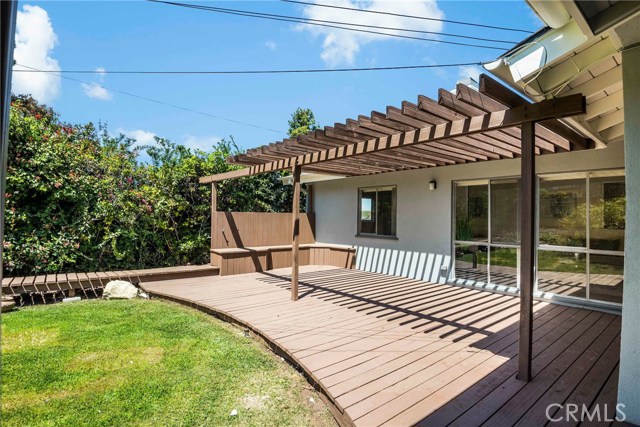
[452,170,625,305]
[537,171,625,304]
[539,176,587,247]
[453,179,514,288]
[358,186,396,237]
[455,182,488,242]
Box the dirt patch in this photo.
[72,346,164,370]
[241,393,269,410]
[2,329,59,352]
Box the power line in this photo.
[148,0,516,45]
[14,61,487,75]
[12,64,286,135]
[147,0,510,51]
[282,0,534,34]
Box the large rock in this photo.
[1,296,15,312]
[103,280,138,299]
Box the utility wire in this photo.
[12,64,286,135]
[148,0,516,44]
[14,61,486,75]
[282,0,534,34]
[147,0,509,51]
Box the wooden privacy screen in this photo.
[212,212,315,249]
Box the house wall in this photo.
[313,141,625,281]
[619,45,640,425]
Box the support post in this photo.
[210,182,218,264]
[518,120,536,382]
[291,165,302,301]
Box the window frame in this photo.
[356,185,398,239]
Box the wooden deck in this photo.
[141,266,622,427]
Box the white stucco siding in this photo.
[619,45,640,425]
[314,140,624,256]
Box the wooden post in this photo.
[291,165,302,301]
[518,120,536,382]
[210,182,218,264]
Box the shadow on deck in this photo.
[141,266,623,427]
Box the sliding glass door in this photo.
[452,170,625,305]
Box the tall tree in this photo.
[288,107,318,137]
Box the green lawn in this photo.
[457,247,622,275]
[1,299,336,427]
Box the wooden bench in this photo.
[211,243,356,276]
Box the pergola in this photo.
[199,74,593,382]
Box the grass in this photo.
[457,247,622,275]
[1,299,336,427]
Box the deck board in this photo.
[141,266,622,427]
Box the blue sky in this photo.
[12,0,542,153]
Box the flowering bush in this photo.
[4,95,300,276]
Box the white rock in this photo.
[230,409,238,416]
[138,292,149,299]
[103,280,138,299]
[309,397,315,404]
[62,297,81,303]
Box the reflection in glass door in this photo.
[452,170,625,306]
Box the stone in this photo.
[1,296,15,313]
[103,280,138,299]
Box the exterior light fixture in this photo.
[429,180,437,191]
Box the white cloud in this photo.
[116,129,220,152]
[81,82,113,100]
[117,128,157,147]
[182,134,221,151]
[265,41,277,51]
[457,64,483,82]
[81,67,112,100]
[12,5,61,103]
[297,0,444,66]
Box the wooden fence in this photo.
[212,212,315,249]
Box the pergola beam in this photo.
[439,88,556,154]
[478,73,591,150]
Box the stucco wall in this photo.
[619,46,640,424]
[314,140,624,257]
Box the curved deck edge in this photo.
[140,284,355,427]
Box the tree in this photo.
[288,107,318,137]
[4,95,304,276]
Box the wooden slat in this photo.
[212,212,316,249]
[439,88,557,153]
[245,95,586,176]
[200,90,588,183]
[200,168,250,184]
[478,73,590,150]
